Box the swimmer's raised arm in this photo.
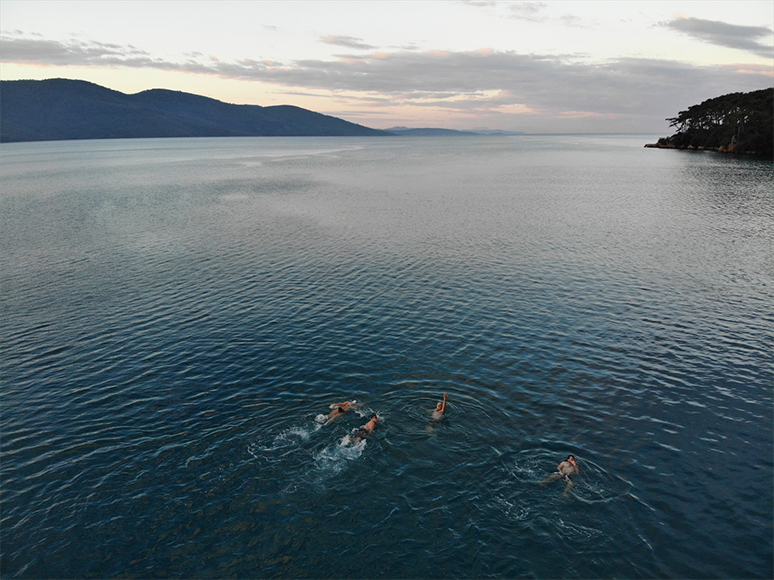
[429,393,448,423]
[424,394,447,414]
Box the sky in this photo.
[1,1,772,133]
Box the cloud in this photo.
[320,35,375,50]
[461,0,546,18]
[0,36,152,67]
[463,1,586,27]
[663,16,773,58]
[506,2,548,22]
[2,34,770,126]
[461,1,498,7]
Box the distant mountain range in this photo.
[386,126,525,136]
[0,78,390,142]
[0,79,525,143]
[385,127,479,137]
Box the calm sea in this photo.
[1,135,772,579]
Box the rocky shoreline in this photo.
[645,135,768,156]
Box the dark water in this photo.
[1,135,772,579]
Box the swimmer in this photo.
[431,393,448,421]
[323,400,357,425]
[541,454,580,495]
[424,393,448,432]
[345,414,378,444]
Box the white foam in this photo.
[248,422,323,462]
[313,438,366,474]
[274,426,312,445]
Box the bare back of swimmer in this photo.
[541,455,580,494]
[324,400,357,425]
[346,414,378,444]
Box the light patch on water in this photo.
[313,438,366,475]
[494,495,530,521]
[572,475,633,505]
[508,451,553,485]
[247,423,322,462]
[557,518,604,543]
[219,193,250,201]
[235,160,264,168]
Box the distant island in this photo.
[0,78,391,142]
[386,126,525,137]
[646,88,773,156]
[386,126,478,137]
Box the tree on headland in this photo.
[647,88,773,156]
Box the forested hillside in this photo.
[647,88,772,156]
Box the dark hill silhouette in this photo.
[385,126,525,136]
[385,127,478,136]
[646,88,773,156]
[0,78,390,142]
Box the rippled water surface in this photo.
[1,135,772,579]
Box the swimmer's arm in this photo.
[329,401,348,409]
[440,393,448,413]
